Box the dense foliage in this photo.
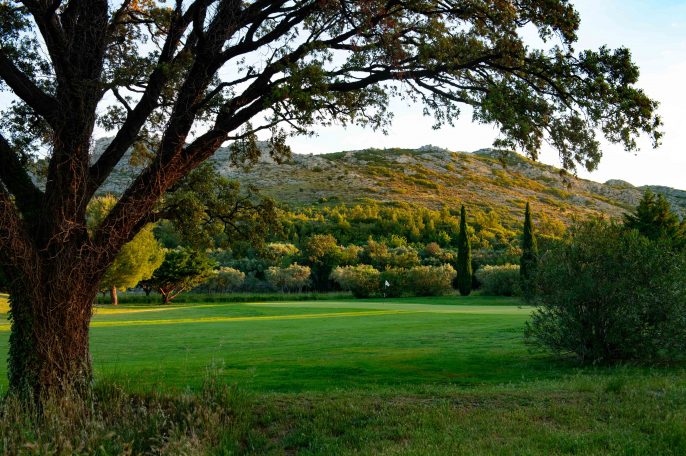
[526,220,686,364]
[265,263,312,293]
[196,267,246,293]
[162,164,279,250]
[378,265,456,297]
[405,265,457,297]
[475,264,521,297]
[330,265,381,298]
[624,190,686,249]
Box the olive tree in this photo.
[0,0,661,396]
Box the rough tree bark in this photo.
[3,236,99,397]
[8,286,94,398]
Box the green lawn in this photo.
[2,295,543,391]
[0,293,684,454]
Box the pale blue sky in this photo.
[288,0,686,189]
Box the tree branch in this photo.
[87,1,198,195]
[0,133,43,218]
[0,52,59,125]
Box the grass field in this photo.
[0,293,684,454]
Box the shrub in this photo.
[379,265,456,297]
[330,265,381,298]
[475,264,520,296]
[201,267,246,293]
[406,264,457,296]
[526,220,686,364]
[265,263,311,292]
[380,268,408,297]
[423,242,442,258]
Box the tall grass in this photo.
[0,378,249,455]
[2,372,685,455]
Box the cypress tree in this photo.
[456,205,473,296]
[520,202,538,300]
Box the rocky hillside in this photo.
[92,138,686,231]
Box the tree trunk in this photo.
[7,280,95,399]
[110,286,118,306]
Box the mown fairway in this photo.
[0,294,684,454]
[0,295,541,391]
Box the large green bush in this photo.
[380,265,456,297]
[407,264,457,296]
[379,268,408,297]
[265,263,312,292]
[200,267,246,293]
[475,264,520,296]
[526,220,686,364]
[330,265,381,298]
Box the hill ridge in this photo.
[90,138,686,233]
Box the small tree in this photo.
[526,220,686,364]
[456,205,473,296]
[141,249,215,304]
[87,196,164,305]
[520,202,539,300]
[301,234,343,290]
[101,226,164,305]
[624,190,686,249]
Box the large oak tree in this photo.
[0,0,661,396]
